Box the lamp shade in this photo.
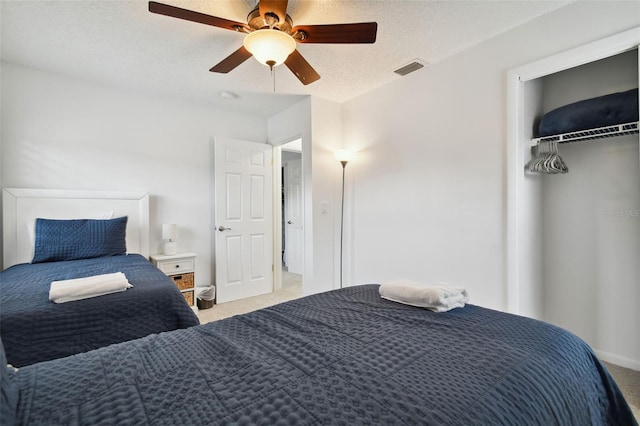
[162,224,178,241]
[243,29,296,68]
[334,150,355,163]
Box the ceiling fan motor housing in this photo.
[247,7,293,33]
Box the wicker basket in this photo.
[170,273,194,290]
[182,291,194,306]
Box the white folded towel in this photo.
[379,279,469,312]
[49,272,132,303]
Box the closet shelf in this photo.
[531,121,639,146]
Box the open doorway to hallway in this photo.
[281,139,303,293]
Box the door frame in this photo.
[506,27,640,316]
[272,135,305,291]
[210,135,307,298]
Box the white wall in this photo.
[310,97,343,293]
[341,1,640,311]
[541,50,639,368]
[0,62,268,287]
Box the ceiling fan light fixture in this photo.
[243,29,296,69]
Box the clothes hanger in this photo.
[526,140,568,174]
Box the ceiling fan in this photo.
[149,0,377,85]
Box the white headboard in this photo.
[2,188,150,268]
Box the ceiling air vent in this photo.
[394,60,426,76]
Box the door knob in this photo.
[218,226,232,232]
[287,220,292,224]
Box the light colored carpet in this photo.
[196,271,302,324]
[196,279,639,421]
[603,361,640,422]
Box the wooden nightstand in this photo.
[150,252,197,306]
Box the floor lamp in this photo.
[334,150,354,289]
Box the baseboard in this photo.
[595,349,640,371]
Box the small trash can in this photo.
[196,286,215,310]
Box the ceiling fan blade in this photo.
[149,1,247,32]
[210,47,253,73]
[284,50,320,85]
[259,0,288,23]
[293,22,377,44]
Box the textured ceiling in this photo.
[1,0,571,117]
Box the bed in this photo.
[0,188,199,367]
[0,254,200,367]
[2,285,635,425]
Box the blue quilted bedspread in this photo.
[0,254,199,367]
[11,285,635,425]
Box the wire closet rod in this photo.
[530,121,639,147]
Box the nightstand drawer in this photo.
[170,272,194,291]
[158,259,194,274]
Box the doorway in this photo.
[507,28,640,370]
[280,139,304,292]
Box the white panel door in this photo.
[284,158,304,274]
[215,137,273,303]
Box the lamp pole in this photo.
[335,149,354,290]
[339,160,347,289]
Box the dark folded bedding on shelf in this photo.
[538,88,639,137]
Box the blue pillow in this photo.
[32,216,128,264]
[0,338,18,426]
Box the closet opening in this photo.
[535,50,638,365]
[507,28,640,371]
